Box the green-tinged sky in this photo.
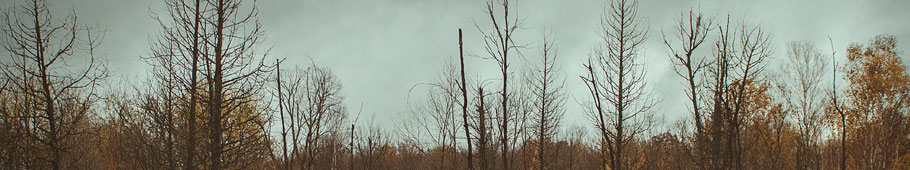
[11,0,909,135]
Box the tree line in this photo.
[1,0,908,170]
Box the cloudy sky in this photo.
[31,0,910,131]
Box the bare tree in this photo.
[727,21,772,170]
[474,0,527,169]
[661,9,713,168]
[827,36,847,170]
[706,17,735,170]
[148,0,208,168]
[401,58,462,169]
[581,58,608,169]
[775,40,827,170]
[275,64,346,170]
[473,85,495,170]
[276,59,289,170]
[525,31,566,170]
[199,0,272,169]
[580,0,655,169]
[458,28,474,170]
[705,16,773,170]
[354,118,392,170]
[141,41,186,170]
[663,8,713,133]
[0,0,106,169]
[96,90,153,169]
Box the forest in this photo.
[0,0,908,170]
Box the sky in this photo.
[20,0,910,133]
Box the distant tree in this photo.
[275,64,346,170]
[737,80,795,170]
[400,58,463,170]
[354,119,392,170]
[96,92,150,169]
[640,132,689,170]
[553,125,595,170]
[775,40,828,170]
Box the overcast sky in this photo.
[31,0,910,132]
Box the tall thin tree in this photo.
[526,30,565,170]
[474,0,526,169]
[662,9,712,168]
[202,0,271,169]
[827,36,846,170]
[459,28,474,170]
[276,59,288,170]
[581,0,654,169]
[148,0,207,168]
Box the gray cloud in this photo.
[42,0,910,131]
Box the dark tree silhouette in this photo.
[526,30,566,170]
[827,37,847,170]
[474,0,527,169]
[662,9,713,168]
[0,0,106,169]
[200,0,272,169]
[705,16,772,170]
[148,0,207,168]
[458,28,474,170]
[581,0,655,169]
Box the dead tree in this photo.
[827,37,846,170]
[0,0,106,169]
[581,59,608,170]
[276,59,289,170]
[300,66,346,170]
[142,41,186,170]
[201,0,272,169]
[97,90,158,169]
[705,16,772,170]
[401,59,462,169]
[728,21,772,170]
[661,9,712,167]
[526,31,566,170]
[350,123,355,170]
[474,0,526,169]
[581,0,655,169]
[354,118,390,170]
[276,64,346,170]
[459,28,474,170]
[775,40,827,170]
[148,0,207,168]
[473,86,494,170]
